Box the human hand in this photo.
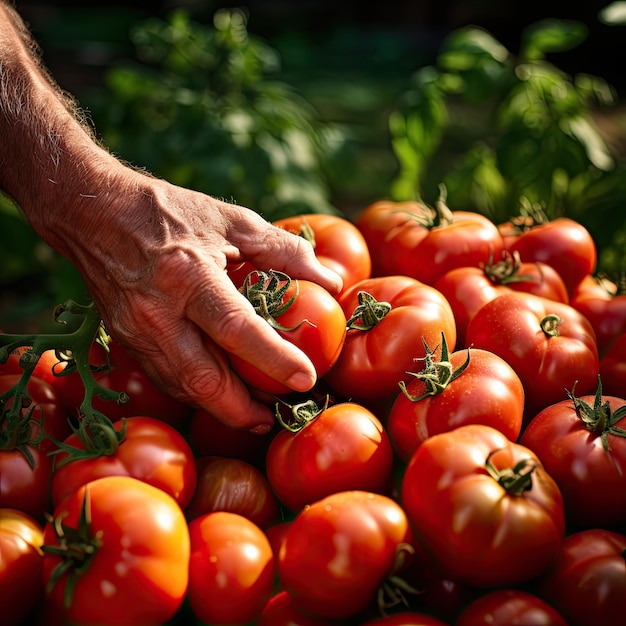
[66,169,343,432]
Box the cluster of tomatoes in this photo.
[1,199,626,626]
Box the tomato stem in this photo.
[239,269,304,331]
[345,291,392,330]
[399,332,470,402]
[42,486,103,609]
[485,451,537,496]
[274,396,328,433]
[540,313,563,337]
[567,377,626,451]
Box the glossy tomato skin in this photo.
[188,511,274,625]
[455,589,568,626]
[600,332,626,397]
[324,275,456,405]
[433,267,509,348]
[278,490,414,620]
[59,339,191,428]
[465,292,599,420]
[42,475,190,626]
[387,347,525,463]
[185,455,280,528]
[229,276,347,395]
[273,213,372,294]
[0,437,52,522]
[538,528,626,626]
[569,277,626,357]
[519,393,626,529]
[401,424,565,589]
[505,217,597,295]
[50,415,198,510]
[355,201,504,285]
[0,508,44,626]
[266,401,393,512]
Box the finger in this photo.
[187,270,318,392]
[128,322,277,432]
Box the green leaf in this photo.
[521,19,588,61]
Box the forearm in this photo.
[0,1,146,268]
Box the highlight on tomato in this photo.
[519,378,626,529]
[0,508,44,626]
[323,274,456,408]
[50,415,198,510]
[187,511,274,625]
[538,528,626,626]
[277,490,415,620]
[401,424,565,588]
[273,212,372,294]
[228,269,347,395]
[266,399,394,512]
[455,588,568,626]
[41,475,190,626]
[386,333,525,463]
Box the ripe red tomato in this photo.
[355,198,504,285]
[266,400,393,511]
[539,528,626,626]
[0,508,44,626]
[59,339,191,428]
[185,455,280,528]
[402,424,565,588]
[188,511,274,625]
[50,415,197,510]
[519,382,626,528]
[273,213,372,294]
[229,270,347,394]
[465,292,599,420]
[569,274,626,357]
[503,216,597,295]
[41,475,190,625]
[433,252,568,347]
[278,490,414,620]
[455,589,568,626]
[323,275,457,407]
[1,342,69,390]
[600,332,626,397]
[386,341,525,463]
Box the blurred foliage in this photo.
[87,8,344,221]
[388,18,626,274]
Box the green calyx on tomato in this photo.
[398,333,470,402]
[567,377,626,451]
[239,270,304,331]
[483,250,536,286]
[41,488,103,609]
[377,543,419,616]
[274,396,329,433]
[485,451,536,496]
[346,291,392,330]
[0,399,45,467]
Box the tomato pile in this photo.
[1,200,626,626]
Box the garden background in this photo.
[2,0,625,332]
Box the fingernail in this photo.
[320,267,343,293]
[250,423,273,435]
[286,371,315,392]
